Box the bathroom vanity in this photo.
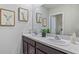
[23,36,66,54]
[22,33,79,54]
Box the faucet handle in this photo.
[55,35,60,40]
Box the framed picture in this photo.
[39,17,42,23]
[18,7,29,22]
[36,13,42,23]
[0,8,15,26]
[42,18,47,27]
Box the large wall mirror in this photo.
[32,4,79,36]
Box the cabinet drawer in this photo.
[22,36,35,46]
[36,42,66,54]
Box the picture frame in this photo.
[36,13,42,23]
[42,18,47,27]
[0,8,15,26]
[39,17,42,23]
[18,7,29,22]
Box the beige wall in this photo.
[49,4,79,35]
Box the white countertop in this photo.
[23,33,79,54]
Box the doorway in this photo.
[50,13,63,35]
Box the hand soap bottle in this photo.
[71,32,77,44]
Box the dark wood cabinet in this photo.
[36,42,66,54]
[23,41,28,54]
[23,36,66,54]
[28,44,35,54]
[36,49,45,54]
[23,36,35,54]
[23,36,35,46]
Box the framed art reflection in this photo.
[42,18,47,27]
[36,13,42,23]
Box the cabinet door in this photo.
[22,36,35,46]
[23,42,28,54]
[36,49,45,54]
[28,44,35,54]
[36,42,66,54]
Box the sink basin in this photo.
[46,37,69,46]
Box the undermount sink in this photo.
[46,37,69,46]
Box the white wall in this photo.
[0,4,32,54]
[32,4,49,33]
[49,5,79,35]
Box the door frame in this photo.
[49,12,64,34]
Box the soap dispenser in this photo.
[71,32,77,44]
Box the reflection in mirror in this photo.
[32,4,49,35]
[36,13,42,23]
[32,4,79,37]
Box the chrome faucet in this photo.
[55,35,60,40]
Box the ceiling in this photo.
[42,4,64,9]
